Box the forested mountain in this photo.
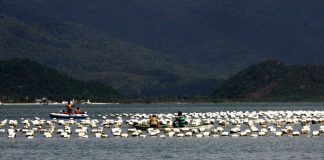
[0,58,119,102]
[1,0,324,66]
[1,0,324,97]
[214,60,324,101]
[0,16,221,97]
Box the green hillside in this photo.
[0,58,119,102]
[0,15,221,97]
[214,60,324,101]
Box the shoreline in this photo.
[1,101,324,106]
[0,102,120,106]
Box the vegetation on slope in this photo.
[214,60,324,101]
[0,58,119,102]
[0,15,221,97]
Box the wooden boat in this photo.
[131,124,153,130]
[50,113,89,119]
[131,124,214,131]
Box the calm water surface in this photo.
[0,102,324,160]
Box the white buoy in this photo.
[301,126,311,134]
[27,135,34,139]
[210,129,218,134]
[251,126,259,132]
[176,133,184,137]
[81,134,89,139]
[251,134,258,138]
[44,132,52,138]
[275,131,283,136]
[203,131,210,137]
[78,132,87,138]
[231,134,239,138]
[168,132,175,137]
[101,134,108,138]
[196,134,203,138]
[212,134,219,138]
[26,131,34,137]
[319,126,324,133]
[173,128,180,133]
[127,128,137,133]
[198,127,206,132]
[312,131,320,136]
[258,131,266,136]
[132,131,140,137]
[221,132,229,136]
[230,127,240,133]
[164,128,172,133]
[185,131,193,136]
[139,135,146,138]
[0,129,6,133]
[292,131,300,136]
[191,128,199,134]
[8,132,16,139]
[181,127,190,132]
[61,132,70,138]
[240,131,247,136]
[216,127,224,133]
[121,133,128,138]
[112,128,122,136]
[95,133,102,138]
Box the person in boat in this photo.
[150,114,159,128]
[75,107,82,114]
[66,101,74,114]
[173,111,187,127]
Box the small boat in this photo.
[132,125,152,130]
[131,124,213,131]
[50,113,89,119]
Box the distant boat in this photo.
[50,113,89,119]
[61,101,68,105]
[81,100,92,104]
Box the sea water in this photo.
[0,102,324,160]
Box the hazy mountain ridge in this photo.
[2,0,323,67]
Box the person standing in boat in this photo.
[150,114,159,128]
[66,101,74,114]
[75,107,82,114]
[173,111,187,127]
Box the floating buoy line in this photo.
[1,110,324,139]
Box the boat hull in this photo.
[131,124,213,130]
[50,113,89,119]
